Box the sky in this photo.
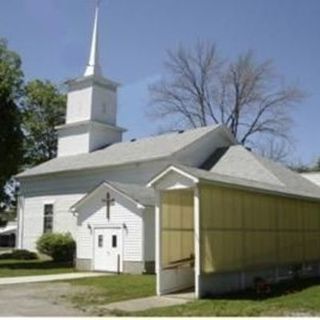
[0,0,319,165]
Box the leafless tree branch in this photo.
[148,42,305,161]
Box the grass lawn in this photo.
[0,259,75,277]
[67,274,155,307]
[126,277,320,317]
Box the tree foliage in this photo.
[36,232,75,262]
[22,80,66,167]
[0,39,23,211]
[149,43,304,161]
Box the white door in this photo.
[94,228,122,272]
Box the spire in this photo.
[84,0,103,77]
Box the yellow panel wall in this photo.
[199,184,320,274]
[161,190,194,268]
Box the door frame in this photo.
[92,224,124,273]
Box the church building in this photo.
[15,3,236,274]
[16,2,320,298]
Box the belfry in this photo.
[56,1,126,157]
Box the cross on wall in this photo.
[102,192,115,219]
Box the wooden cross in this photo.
[102,192,115,219]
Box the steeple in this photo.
[84,0,103,77]
[56,0,126,157]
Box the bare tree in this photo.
[148,43,304,159]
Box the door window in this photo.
[98,235,103,247]
[112,235,117,248]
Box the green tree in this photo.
[22,80,66,167]
[0,39,24,214]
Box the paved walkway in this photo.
[100,292,195,313]
[0,272,107,285]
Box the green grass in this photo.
[67,274,155,307]
[0,259,75,277]
[126,277,320,317]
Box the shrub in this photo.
[36,232,76,262]
[0,249,38,260]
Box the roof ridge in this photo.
[210,145,285,187]
[169,124,223,159]
[239,146,285,186]
[16,124,223,179]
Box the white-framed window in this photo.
[43,203,54,233]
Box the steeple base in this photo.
[57,120,126,157]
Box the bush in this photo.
[0,249,38,260]
[36,232,76,262]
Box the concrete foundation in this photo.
[199,261,320,298]
[75,258,91,271]
[75,258,155,274]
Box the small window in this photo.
[43,204,53,234]
[112,235,117,248]
[98,235,103,248]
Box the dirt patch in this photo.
[0,282,99,316]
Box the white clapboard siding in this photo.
[20,160,171,196]
[21,194,82,251]
[18,159,168,251]
[76,187,144,262]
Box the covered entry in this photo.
[148,167,200,296]
[148,163,320,298]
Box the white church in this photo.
[16,3,320,282]
[15,4,235,273]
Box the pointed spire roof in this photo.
[84,0,103,77]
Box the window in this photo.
[112,235,117,248]
[43,204,53,233]
[98,235,103,248]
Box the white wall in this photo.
[20,194,81,251]
[20,160,171,196]
[76,187,144,262]
[66,87,92,124]
[57,126,90,157]
[89,125,122,151]
[18,160,167,252]
[91,85,117,126]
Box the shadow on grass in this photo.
[204,277,320,302]
[0,260,74,270]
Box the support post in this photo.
[155,192,162,295]
[194,186,201,298]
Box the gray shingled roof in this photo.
[72,180,155,210]
[108,181,155,206]
[171,146,320,200]
[16,124,222,179]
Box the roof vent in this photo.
[178,130,184,134]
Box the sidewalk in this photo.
[100,292,195,313]
[0,272,108,285]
